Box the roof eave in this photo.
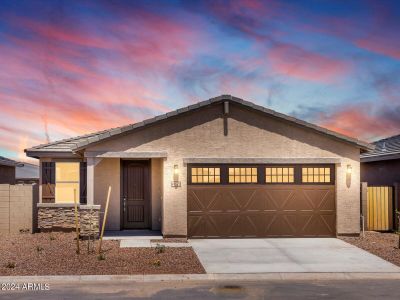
[25,149,81,159]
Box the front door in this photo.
[122,160,150,229]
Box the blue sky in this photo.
[0,0,399,162]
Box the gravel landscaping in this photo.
[0,232,205,276]
[341,231,400,266]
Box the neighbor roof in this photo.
[0,156,22,167]
[25,95,374,157]
[361,134,400,162]
[16,163,39,179]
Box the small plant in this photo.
[36,246,44,253]
[155,243,166,254]
[97,253,106,261]
[49,234,56,241]
[152,259,161,267]
[5,262,16,269]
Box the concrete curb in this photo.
[2,272,400,283]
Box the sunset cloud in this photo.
[0,0,399,162]
[268,43,350,83]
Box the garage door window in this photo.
[191,167,220,183]
[228,167,257,183]
[302,167,331,183]
[266,167,294,183]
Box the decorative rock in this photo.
[38,206,100,238]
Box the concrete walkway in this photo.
[103,230,163,241]
[120,240,191,248]
[190,238,400,273]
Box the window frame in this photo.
[190,166,222,184]
[265,166,296,184]
[55,162,81,204]
[187,163,335,185]
[300,164,335,185]
[188,164,223,185]
[227,166,258,184]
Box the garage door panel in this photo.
[228,189,257,209]
[188,185,336,238]
[265,189,294,209]
[188,189,220,211]
[228,215,258,237]
[209,214,238,236]
[188,215,220,238]
[265,214,297,237]
[298,214,335,237]
[246,190,269,211]
[211,191,239,211]
[302,188,334,210]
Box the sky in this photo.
[0,0,399,163]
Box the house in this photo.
[0,156,21,184]
[0,156,39,185]
[25,95,373,238]
[360,134,400,231]
[15,162,39,184]
[361,134,400,186]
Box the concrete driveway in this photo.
[189,238,400,273]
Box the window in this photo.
[191,167,220,183]
[266,167,294,183]
[55,162,80,203]
[302,167,331,183]
[228,167,257,183]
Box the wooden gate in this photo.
[367,186,393,231]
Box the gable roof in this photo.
[361,134,400,162]
[0,156,22,167]
[25,95,374,158]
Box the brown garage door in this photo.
[187,164,336,238]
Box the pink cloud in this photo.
[268,43,351,83]
[316,105,400,141]
[0,11,215,158]
[355,38,400,60]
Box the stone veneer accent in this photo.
[37,203,100,237]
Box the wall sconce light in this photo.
[174,164,179,176]
[347,165,352,174]
[346,164,352,188]
[171,164,181,188]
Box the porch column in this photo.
[86,157,95,205]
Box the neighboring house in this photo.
[15,162,39,184]
[360,134,400,231]
[25,95,373,238]
[361,134,400,185]
[0,156,20,184]
[0,157,39,185]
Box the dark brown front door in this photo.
[122,160,150,229]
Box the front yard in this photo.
[0,232,205,276]
[341,231,400,266]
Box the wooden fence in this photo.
[367,186,393,231]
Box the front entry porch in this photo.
[103,229,162,240]
[86,152,164,233]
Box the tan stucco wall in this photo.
[86,103,361,236]
[0,184,34,234]
[151,158,163,230]
[93,158,120,230]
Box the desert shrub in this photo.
[155,244,166,254]
[5,262,16,269]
